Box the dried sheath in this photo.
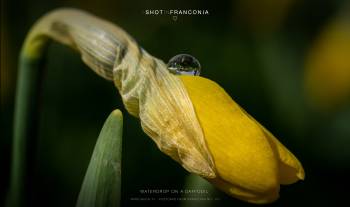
[23,9,216,178]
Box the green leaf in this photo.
[76,110,123,207]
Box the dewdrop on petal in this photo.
[167,54,201,76]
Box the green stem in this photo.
[7,47,48,207]
[7,9,131,206]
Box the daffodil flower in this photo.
[22,9,305,204]
[181,76,304,203]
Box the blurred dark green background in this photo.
[1,0,350,206]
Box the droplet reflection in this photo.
[167,54,201,76]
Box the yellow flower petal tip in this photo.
[180,75,305,204]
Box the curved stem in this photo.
[7,8,129,207]
[7,9,133,206]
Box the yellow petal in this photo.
[261,126,305,184]
[209,178,279,204]
[237,107,305,184]
[180,76,280,202]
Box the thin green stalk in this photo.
[7,48,48,207]
[76,110,123,207]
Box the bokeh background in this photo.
[1,0,350,206]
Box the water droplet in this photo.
[167,54,201,76]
